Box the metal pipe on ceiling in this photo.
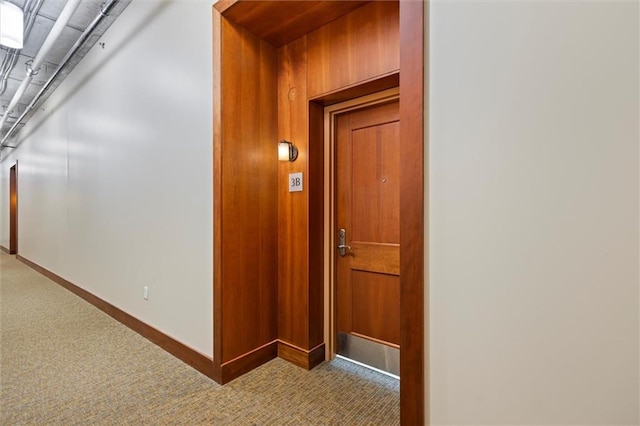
[0,0,82,131]
[0,0,120,149]
[24,0,44,36]
[0,0,45,96]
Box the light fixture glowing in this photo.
[0,1,24,49]
[278,139,298,162]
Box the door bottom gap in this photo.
[335,354,400,380]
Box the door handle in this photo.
[337,228,351,257]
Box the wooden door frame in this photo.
[399,2,426,423]
[322,88,401,359]
[9,162,18,255]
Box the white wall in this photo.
[429,1,639,424]
[0,0,213,357]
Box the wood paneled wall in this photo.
[277,36,309,349]
[276,1,400,368]
[213,0,408,387]
[214,1,425,422]
[213,14,279,383]
[307,1,399,98]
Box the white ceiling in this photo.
[0,0,131,148]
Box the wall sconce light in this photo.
[278,140,298,162]
[0,1,24,50]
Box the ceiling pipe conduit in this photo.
[0,0,45,96]
[0,0,81,132]
[0,0,120,150]
[0,0,33,91]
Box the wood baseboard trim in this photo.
[16,255,214,378]
[277,341,326,370]
[216,340,278,384]
[0,245,10,254]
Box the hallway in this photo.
[0,252,399,425]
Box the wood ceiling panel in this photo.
[216,1,371,47]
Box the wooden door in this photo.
[9,164,17,255]
[335,100,400,349]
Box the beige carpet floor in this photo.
[0,251,399,425]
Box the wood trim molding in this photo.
[0,245,9,254]
[277,341,325,370]
[212,4,223,385]
[16,255,214,379]
[399,0,426,424]
[218,341,278,384]
[212,0,236,14]
[309,72,399,107]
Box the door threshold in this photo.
[336,355,399,380]
[337,332,400,379]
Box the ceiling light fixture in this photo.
[0,0,24,50]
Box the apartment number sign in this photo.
[289,172,303,192]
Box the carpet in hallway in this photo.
[0,252,399,424]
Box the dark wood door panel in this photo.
[336,99,400,350]
[351,121,399,244]
[351,270,400,346]
[349,243,399,276]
